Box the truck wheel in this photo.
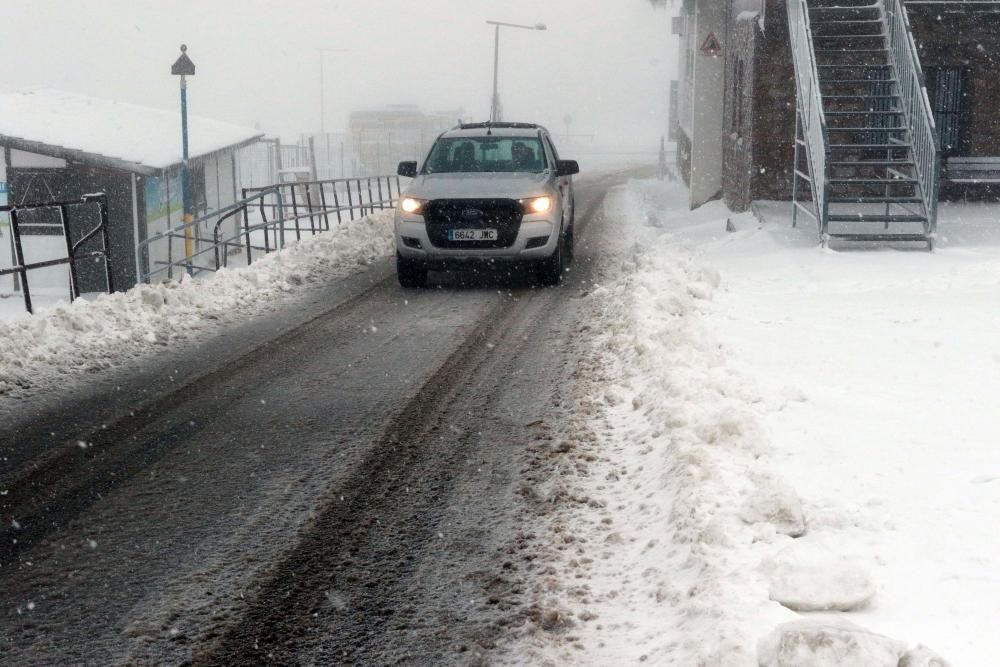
[397,254,427,288]
[537,237,564,286]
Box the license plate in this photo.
[448,229,497,241]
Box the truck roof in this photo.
[438,121,551,140]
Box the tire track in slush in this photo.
[193,178,618,665]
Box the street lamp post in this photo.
[171,44,196,275]
[486,20,546,122]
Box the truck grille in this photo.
[423,199,523,249]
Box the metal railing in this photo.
[883,0,940,236]
[0,194,114,314]
[138,188,283,283]
[137,174,401,283]
[242,175,402,242]
[788,0,830,234]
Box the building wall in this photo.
[722,0,796,211]
[682,0,998,209]
[688,0,728,208]
[909,9,1000,158]
[722,15,758,211]
[750,0,796,202]
[7,161,135,292]
[348,107,455,177]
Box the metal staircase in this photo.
[788,0,940,249]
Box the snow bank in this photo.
[0,212,394,398]
[507,180,958,665]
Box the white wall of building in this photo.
[688,0,727,208]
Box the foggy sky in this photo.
[1,1,675,151]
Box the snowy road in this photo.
[0,171,635,665]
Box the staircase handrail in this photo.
[787,0,830,230]
[883,0,940,235]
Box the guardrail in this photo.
[137,174,401,283]
[0,193,114,314]
[788,0,830,233]
[883,0,940,236]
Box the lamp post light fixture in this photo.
[171,44,196,274]
[486,20,546,122]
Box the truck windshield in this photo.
[423,137,548,174]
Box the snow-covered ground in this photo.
[511,179,998,665]
[0,212,394,398]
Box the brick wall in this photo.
[909,10,1000,158]
[750,0,796,201]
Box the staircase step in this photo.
[816,63,892,68]
[812,34,889,40]
[829,160,915,166]
[828,214,927,223]
[826,233,931,243]
[826,110,904,115]
[820,79,897,84]
[829,177,918,183]
[823,95,899,99]
[815,49,889,53]
[828,196,924,203]
[810,18,882,24]
[810,7,880,13]
[827,127,908,132]
[828,143,912,149]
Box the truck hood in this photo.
[405,172,550,200]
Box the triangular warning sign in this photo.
[699,32,722,56]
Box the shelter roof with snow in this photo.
[0,90,263,176]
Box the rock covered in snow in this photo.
[766,541,874,612]
[740,481,806,537]
[758,618,951,667]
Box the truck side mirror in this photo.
[555,160,579,177]
[398,161,418,178]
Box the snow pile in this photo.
[540,225,804,664]
[0,212,394,398]
[759,619,950,667]
[765,539,875,612]
[507,180,956,665]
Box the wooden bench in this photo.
[944,157,1000,184]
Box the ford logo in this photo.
[461,208,483,220]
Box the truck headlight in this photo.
[400,197,427,215]
[520,196,551,214]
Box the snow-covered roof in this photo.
[0,90,263,175]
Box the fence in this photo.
[0,194,114,314]
[243,174,401,241]
[236,139,314,191]
[137,174,401,283]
